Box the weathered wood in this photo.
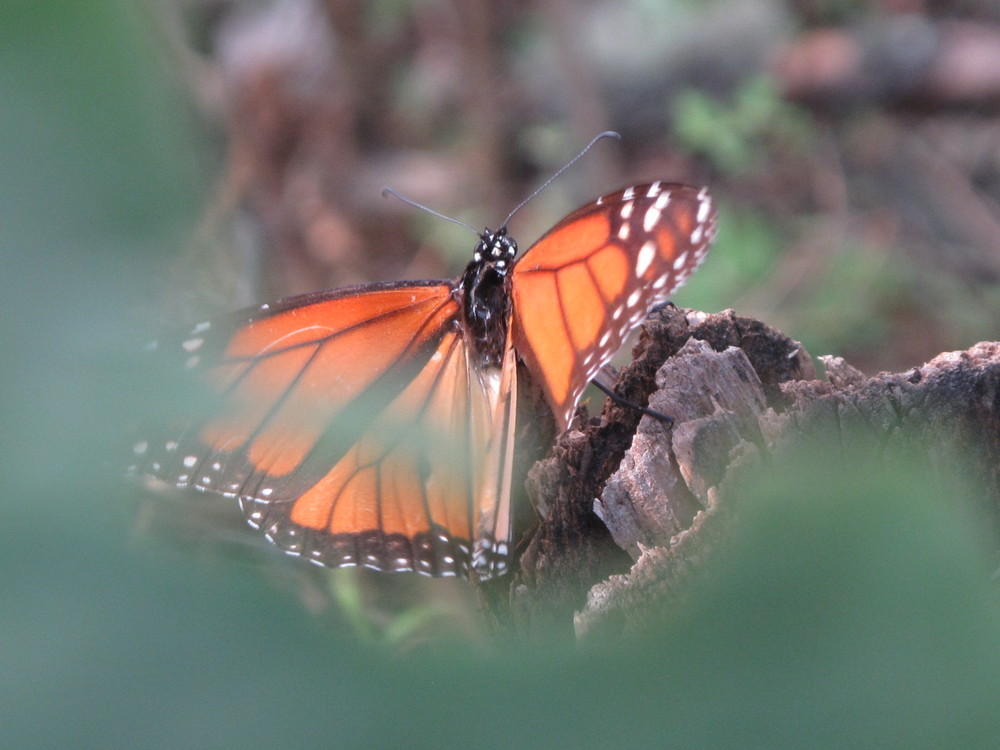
[507,306,1000,641]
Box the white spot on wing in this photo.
[617,223,630,241]
[182,337,203,353]
[635,241,656,276]
[622,186,636,200]
[620,201,635,220]
[646,182,662,197]
[673,250,689,271]
[626,290,642,308]
[697,190,711,222]
[643,206,661,232]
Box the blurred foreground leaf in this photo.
[5,3,999,748]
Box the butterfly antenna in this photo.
[381,187,480,235]
[500,130,621,228]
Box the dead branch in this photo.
[506,306,1000,641]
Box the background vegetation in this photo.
[4,0,1000,746]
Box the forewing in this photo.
[510,182,717,430]
[134,281,505,578]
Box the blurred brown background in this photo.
[154,0,1000,374]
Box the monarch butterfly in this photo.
[133,147,717,581]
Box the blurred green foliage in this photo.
[674,206,784,311]
[6,3,999,748]
[779,237,910,359]
[672,76,814,175]
[658,437,1000,748]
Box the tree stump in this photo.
[505,306,1000,641]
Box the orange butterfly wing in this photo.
[136,180,717,580]
[511,182,717,430]
[136,282,515,578]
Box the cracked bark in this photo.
[502,306,1000,641]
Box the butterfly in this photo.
[133,178,717,580]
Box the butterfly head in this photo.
[472,226,518,268]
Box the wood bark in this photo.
[503,306,1000,641]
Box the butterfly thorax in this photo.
[460,226,517,369]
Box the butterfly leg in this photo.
[591,377,675,426]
